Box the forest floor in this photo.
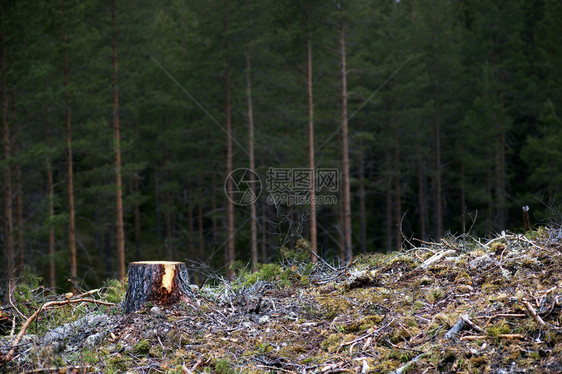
[1,228,562,373]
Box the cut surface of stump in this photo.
[124,261,192,313]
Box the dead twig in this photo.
[339,319,394,349]
[444,316,466,340]
[1,298,115,362]
[522,300,547,327]
[19,366,91,373]
[460,314,484,333]
[389,354,425,374]
[460,334,525,341]
[8,286,28,320]
[420,249,457,269]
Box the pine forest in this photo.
[1,0,562,292]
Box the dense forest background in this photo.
[1,0,561,293]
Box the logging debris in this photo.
[1,227,561,373]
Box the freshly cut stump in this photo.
[124,261,192,313]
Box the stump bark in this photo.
[124,261,192,313]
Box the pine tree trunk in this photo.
[211,173,218,247]
[47,158,56,289]
[198,203,204,258]
[432,20,443,240]
[246,46,258,269]
[1,14,15,295]
[358,144,367,254]
[486,165,493,232]
[306,15,317,263]
[495,111,506,231]
[385,150,392,251]
[433,65,443,241]
[187,187,195,260]
[134,173,141,260]
[124,261,192,313]
[62,4,77,291]
[165,190,174,260]
[340,14,352,263]
[459,122,466,234]
[15,163,24,268]
[105,230,112,279]
[394,131,402,250]
[45,98,56,289]
[261,205,267,263]
[111,0,126,280]
[417,144,427,240]
[224,9,235,279]
[9,91,24,270]
[338,195,345,261]
[155,172,162,241]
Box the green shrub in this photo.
[103,278,127,304]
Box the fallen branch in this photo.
[20,366,91,373]
[460,334,525,341]
[421,249,456,269]
[475,313,527,320]
[339,319,394,349]
[1,297,114,363]
[389,354,424,374]
[522,300,547,327]
[444,316,466,340]
[181,355,204,374]
[460,314,484,333]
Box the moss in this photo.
[481,282,501,293]
[340,321,361,333]
[543,331,562,345]
[104,278,127,304]
[390,325,414,343]
[524,227,546,240]
[171,349,191,366]
[149,345,163,358]
[417,276,433,286]
[359,315,384,330]
[356,252,388,267]
[254,342,273,354]
[413,300,426,311]
[107,354,132,372]
[372,360,400,372]
[490,242,506,254]
[321,333,346,353]
[455,284,474,294]
[504,345,522,364]
[316,296,353,320]
[424,287,445,304]
[487,320,511,338]
[454,272,473,285]
[167,330,191,347]
[81,350,99,364]
[388,255,418,271]
[318,284,336,294]
[134,339,151,355]
[214,358,234,374]
[279,344,306,359]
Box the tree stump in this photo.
[123,261,193,313]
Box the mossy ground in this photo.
[2,229,562,373]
